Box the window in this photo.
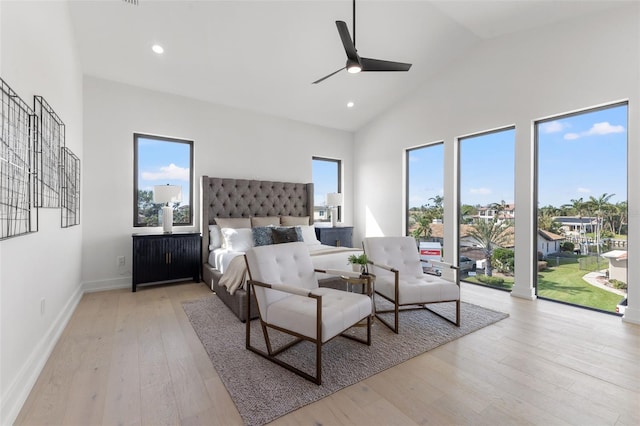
[134,133,193,227]
[312,157,341,223]
[406,143,444,274]
[536,102,627,313]
[458,128,515,289]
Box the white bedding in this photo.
[209,248,243,274]
[210,244,362,294]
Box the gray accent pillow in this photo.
[252,226,274,246]
[271,226,302,244]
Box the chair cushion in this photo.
[266,288,371,342]
[363,236,424,277]
[375,275,460,305]
[245,242,319,314]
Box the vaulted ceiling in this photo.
[68,0,627,131]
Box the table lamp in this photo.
[326,192,343,227]
[153,184,182,233]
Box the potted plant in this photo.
[347,253,369,275]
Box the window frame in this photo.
[133,133,194,228]
[312,156,342,222]
[405,142,444,237]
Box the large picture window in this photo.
[536,102,627,313]
[458,128,515,289]
[312,156,341,223]
[406,143,444,274]
[134,134,193,228]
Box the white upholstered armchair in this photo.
[244,242,372,385]
[363,236,460,333]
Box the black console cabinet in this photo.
[132,232,201,292]
[315,226,354,247]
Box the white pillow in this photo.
[209,225,223,249]
[299,225,321,246]
[221,228,254,252]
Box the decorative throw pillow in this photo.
[299,225,321,246]
[221,228,254,252]
[251,216,281,227]
[215,217,251,229]
[252,226,274,246]
[271,227,302,244]
[280,215,310,226]
[208,224,223,249]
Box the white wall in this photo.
[354,5,640,321]
[81,76,353,289]
[0,1,84,424]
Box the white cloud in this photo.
[563,121,624,140]
[141,163,189,181]
[540,121,566,133]
[577,187,591,194]
[470,187,491,195]
[564,133,580,140]
[585,121,625,136]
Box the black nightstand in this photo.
[315,226,353,247]
[132,232,201,292]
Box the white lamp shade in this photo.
[153,185,182,204]
[326,192,343,207]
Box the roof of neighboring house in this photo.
[428,223,515,247]
[538,229,564,241]
[601,250,628,260]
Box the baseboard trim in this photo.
[82,277,131,293]
[2,276,132,425]
[1,284,83,426]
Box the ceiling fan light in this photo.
[346,59,361,74]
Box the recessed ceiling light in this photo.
[152,44,164,54]
[347,101,355,108]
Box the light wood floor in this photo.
[15,281,639,426]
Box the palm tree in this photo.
[588,193,615,256]
[564,197,586,252]
[466,218,512,276]
[614,201,628,235]
[411,212,433,241]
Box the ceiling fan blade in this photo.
[335,21,359,62]
[360,57,412,72]
[312,67,345,84]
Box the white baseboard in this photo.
[2,276,132,425]
[82,276,131,293]
[1,284,83,426]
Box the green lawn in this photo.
[538,262,622,312]
[463,260,623,313]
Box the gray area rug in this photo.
[183,295,508,426]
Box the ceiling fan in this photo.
[313,0,412,84]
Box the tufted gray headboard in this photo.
[201,176,314,266]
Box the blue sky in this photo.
[312,158,339,205]
[408,103,627,210]
[538,104,627,208]
[137,137,191,205]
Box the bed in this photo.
[201,176,361,322]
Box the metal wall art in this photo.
[33,95,64,208]
[0,77,81,239]
[0,78,38,240]
[61,147,80,227]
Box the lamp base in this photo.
[331,207,338,227]
[162,205,173,233]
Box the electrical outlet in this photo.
[40,298,45,315]
[117,256,125,267]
